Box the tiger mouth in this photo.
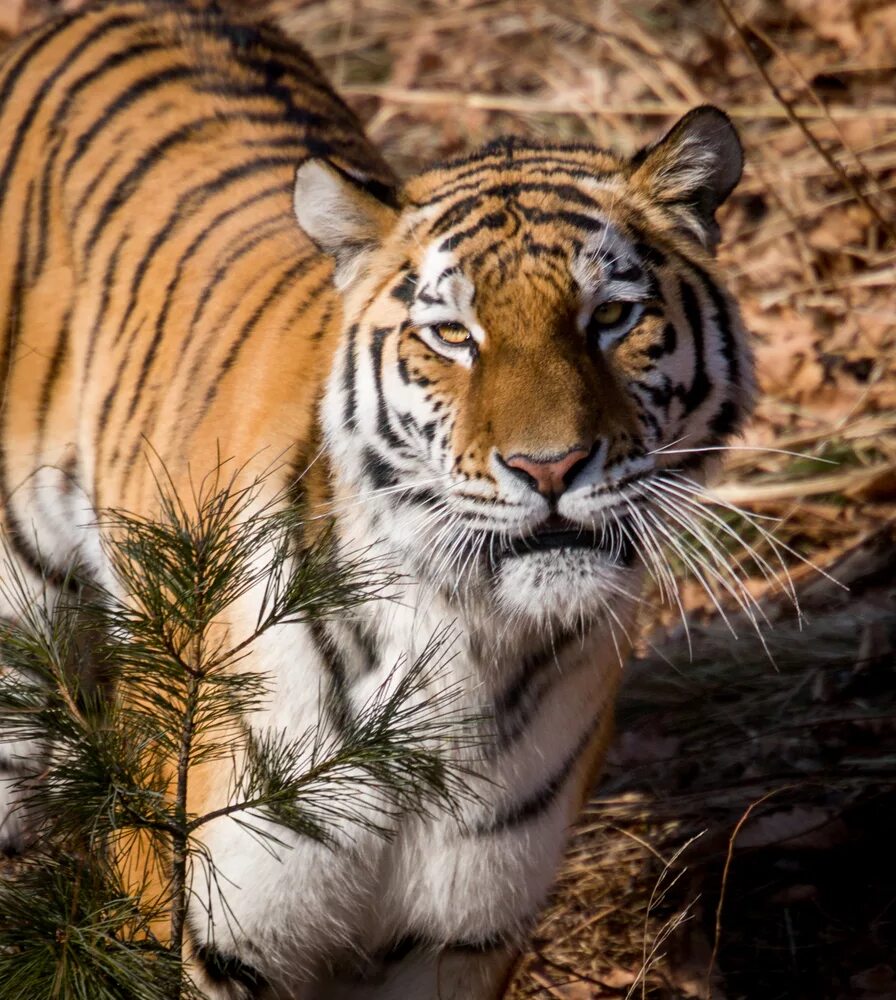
[501,514,636,564]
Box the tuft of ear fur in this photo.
[293,159,398,289]
[631,106,743,251]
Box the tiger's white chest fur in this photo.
[194,519,633,982]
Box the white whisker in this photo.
[648,443,837,464]
[637,488,772,647]
[667,472,843,591]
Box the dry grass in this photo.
[2,0,896,996]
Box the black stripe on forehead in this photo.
[436,209,510,252]
[499,241,571,287]
[425,198,621,271]
[412,145,621,206]
[429,182,603,238]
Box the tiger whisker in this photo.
[619,497,677,605]
[648,443,838,465]
[647,494,775,644]
[618,497,694,656]
[637,501,750,640]
[645,476,798,610]
[309,474,453,518]
[665,471,840,592]
[638,488,772,641]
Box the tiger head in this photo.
[294,107,754,628]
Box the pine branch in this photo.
[0,461,480,1000]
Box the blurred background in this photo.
[2,1,895,996]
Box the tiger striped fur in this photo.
[0,1,754,997]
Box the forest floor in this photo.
[2,0,895,997]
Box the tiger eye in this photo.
[591,301,626,326]
[434,322,473,346]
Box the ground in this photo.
[1,0,895,996]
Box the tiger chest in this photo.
[197,607,620,964]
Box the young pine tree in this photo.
[0,463,478,1000]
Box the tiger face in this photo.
[295,107,754,627]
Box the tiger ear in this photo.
[630,106,743,252]
[293,159,399,289]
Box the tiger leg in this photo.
[316,943,519,1000]
[0,540,65,856]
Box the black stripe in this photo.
[61,65,197,183]
[396,334,434,387]
[215,23,389,154]
[472,717,600,836]
[415,152,611,207]
[633,240,667,269]
[679,279,711,411]
[67,145,126,235]
[241,135,307,152]
[608,260,644,283]
[662,321,677,355]
[82,112,257,255]
[0,182,75,589]
[308,620,351,733]
[390,269,418,306]
[35,307,72,453]
[347,618,379,675]
[180,215,293,352]
[710,399,739,437]
[516,203,605,232]
[0,177,34,422]
[362,447,398,492]
[380,931,511,963]
[429,182,602,239]
[310,298,336,342]
[0,9,81,136]
[636,373,673,412]
[0,15,143,221]
[489,630,578,753]
[638,404,662,441]
[81,229,129,387]
[116,398,158,474]
[369,327,412,453]
[436,209,508,250]
[200,258,321,411]
[205,25,342,102]
[692,263,739,386]
[196,944,268,997]
[341,323,359,429]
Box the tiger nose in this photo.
[503,447,590,498]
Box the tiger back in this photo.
[0,3,754,999]
[0,0,390,536]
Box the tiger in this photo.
[0,0,754,997]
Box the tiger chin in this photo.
[0,2,754,998]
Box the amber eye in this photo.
[590,301,631,328]
[433,321,474,347]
